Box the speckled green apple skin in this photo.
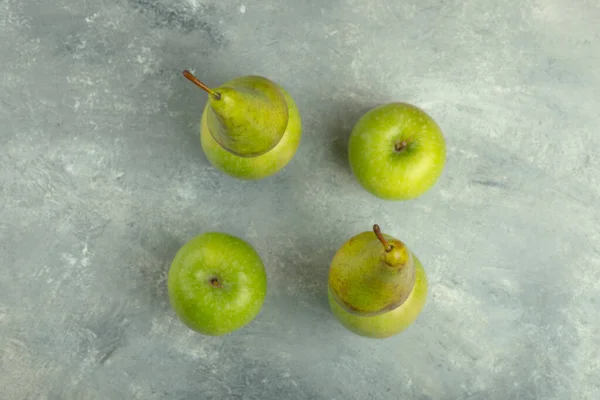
[348,102,446,200]
[328,257,428,339]
[200,86,302,180]
[167,232,267,336]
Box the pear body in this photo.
[200,84,301,180]
[328,260,427,338]
[206,75,289,157]
[328,230,428,338]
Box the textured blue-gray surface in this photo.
[1,0,599,399]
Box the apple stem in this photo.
[210,278,222,288]
[182,70,221,100]
[373,224,392,252]
[395,140,408,152]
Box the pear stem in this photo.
[373,224,392,252]
[182,70,221,100]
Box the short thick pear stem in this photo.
[373,224,392,252]
[182,70,221,100]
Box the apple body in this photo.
[167,232,267,336]
[200,85,302,180]
[348,102,446,200]
[328,255,428,339]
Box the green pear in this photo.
[199,85,302,180]
[328,225,428,338]
[183,70,289,157]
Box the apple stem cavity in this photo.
[210,278,223,288]
[394,140,409,152]
[182,70,221,100]
[373,224,393,252]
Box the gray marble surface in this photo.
[1,0,599,399]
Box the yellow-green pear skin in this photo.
[206,75,289,157]
[328,260,427,338]
[327,226,428,338]
[200,85,302,180]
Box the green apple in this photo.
[167,232,268,336]
[348,102,446,200]
[327,225,428,338]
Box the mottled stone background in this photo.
[1,0,599,399]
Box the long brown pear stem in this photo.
[182,70,221,100]
[373,224,392,252]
